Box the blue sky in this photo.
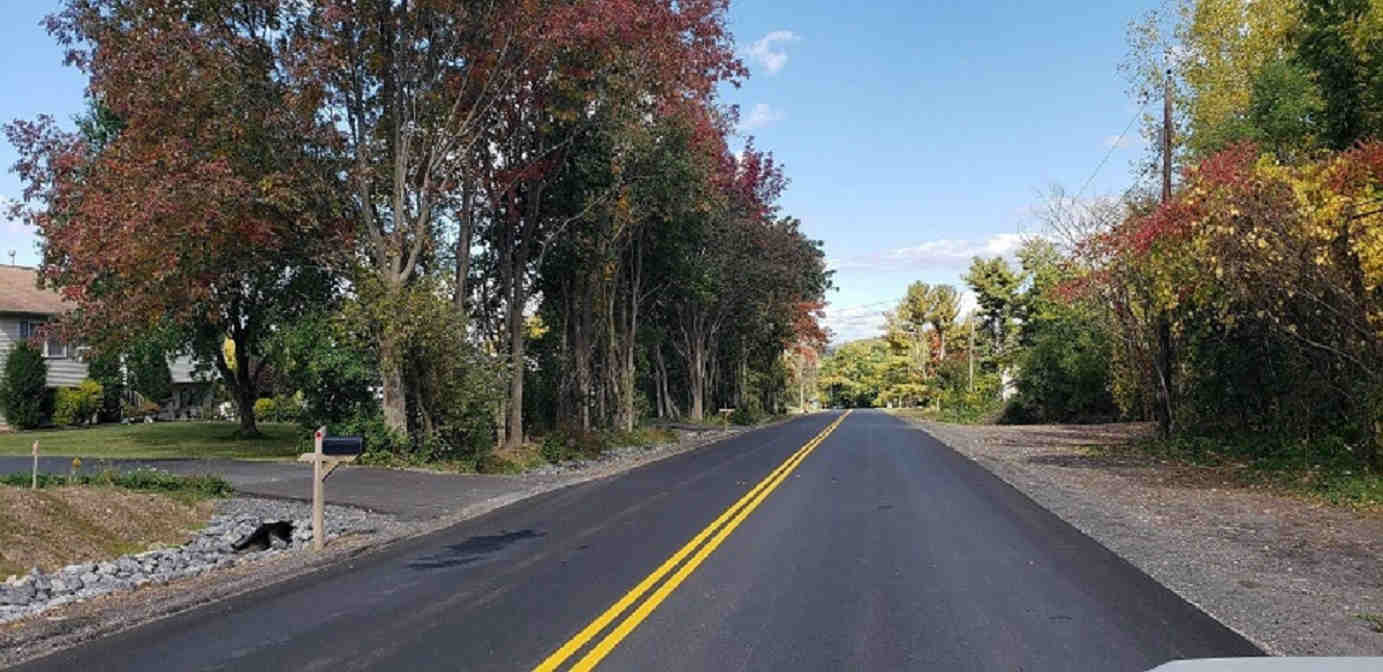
[718,0,1155,341]
[0,1,1155,343]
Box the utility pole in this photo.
[967,317,974,393]
[1162,68,1173,203]
[1155,67,1175,438]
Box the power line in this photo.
[1075,102,1146,201]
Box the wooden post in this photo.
[298,427,359,552]
[31,441,38,490]
[312,426,324,552]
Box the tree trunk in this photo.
[232,335,259,437]
[574,274,593,431]
[411,361,434,438]
[688,339,706,421]
[379,327,408,434]
[656,346,679,420]
[505,274,526,451]
[453,176,475,313]
[237,386,257,435]
[1155,313,1174,438]
[494,395,507,451]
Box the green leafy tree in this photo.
[964,256,1022,370]
[127,339,173,405]
[1247,57,1325,162]
[2,341,49,429]
[1296,0,1378,150]
[925,284,960,360]
[85,349,124,423]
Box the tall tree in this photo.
[925,284,960,361]
[9,1,346,435]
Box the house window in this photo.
[19,321,66,359]
[44,338,68,360]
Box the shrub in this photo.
[338,412,411,463]
[270,392,304,423]
[539,429,605,464]
[540,433,569,464]
[53,379,104,426]
[729,407,760,426]
[86,350,125,422]
[1,340,49,428]
[253,397,276,421]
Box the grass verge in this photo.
[889,405,1002,425]
[1093,434,1383,510]
[0,422,302,459]
[0,469,232,504]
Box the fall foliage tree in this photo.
[7,2,347,435]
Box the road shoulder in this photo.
[899,417,1383,657]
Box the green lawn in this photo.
[0,422,305,459]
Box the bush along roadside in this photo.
[0,498,393,624]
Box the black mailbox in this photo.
[321,436,364,456]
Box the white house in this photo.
[0,265,208,422]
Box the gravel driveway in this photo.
[904,418,1383,656]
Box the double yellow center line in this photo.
[533,410,852,672]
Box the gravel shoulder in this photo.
[901,416,1383,656]
[0,419,784,668]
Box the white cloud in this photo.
[737,103,785,133]
[822,301,890,344]
[745,30,801,75]
[1103,134,1131,149]
[822,289,984,344]
[830,233,1025,273]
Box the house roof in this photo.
[0,266,72,316]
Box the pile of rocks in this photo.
[0,497,393,624]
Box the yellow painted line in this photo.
[534,411,851,672]
[533,412,846,672]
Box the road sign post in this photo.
[298,427,362,551]
[31,441,38,490]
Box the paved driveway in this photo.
[0,456,526,521]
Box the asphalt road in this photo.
[9,410,1261,671]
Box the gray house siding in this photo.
[168,355,202,385]
[0,313,209,424]
[0,315,90,388]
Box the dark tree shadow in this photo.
[408,529,545,570]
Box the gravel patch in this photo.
[0,496,398,626]
[906,417,1383,656]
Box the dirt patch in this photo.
[0,485,212,578]
[901,417,1383,656]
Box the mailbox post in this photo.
[298,427,363,551]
